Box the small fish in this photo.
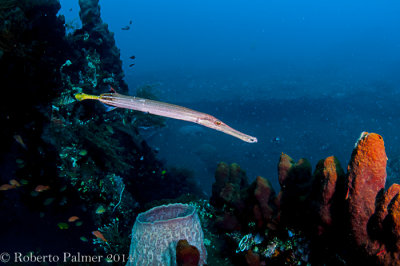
[80,236,88,242]
[345,186,350,200]
[121,26,130,30]
[129,55,136,60]
[35,185,50,192]
[377,248,386,256]
[9,179,21,187]
[0,184,16,191]
[57,222,69,230]
[95,205,106,214]
[68,216,80,222]
[79,149,88,156]
[105,125,114,134]
[129,63,135,67]
[271,136,281,144]
[92,230,107,242]
[129,20,132,25]
[14,135,27,149]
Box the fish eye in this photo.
[214,120,222,126]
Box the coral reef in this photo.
[67,0,128,94]
[209,132,400,265]
[0,0,202,261]
[0,1,73,236]
[0,0,67,167]
[127,203,207,265]
[93,217,131,255]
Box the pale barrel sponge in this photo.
[127,203,207,265]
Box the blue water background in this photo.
[59,0,400,193]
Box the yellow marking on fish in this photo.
[74,93,100,101]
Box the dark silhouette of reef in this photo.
[0,0,66,157]
[0,0,201,258]
[210,132,400,265]
[0,0,68,225]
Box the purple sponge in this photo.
[127,203,207,265]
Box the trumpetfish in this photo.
[75,91,258,143]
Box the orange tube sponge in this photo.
[176,239,200,266]
[311,156,345,236]
[346,132,387,250]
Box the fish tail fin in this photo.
[74,93,100,101]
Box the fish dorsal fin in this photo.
[109,86,116,93]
